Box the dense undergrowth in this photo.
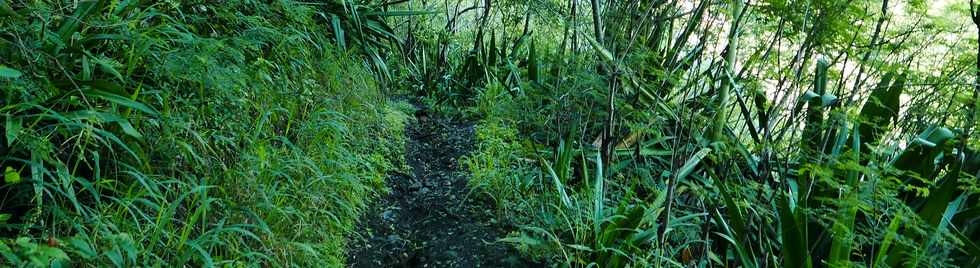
[1,0,409,266]
[398,0,980,267]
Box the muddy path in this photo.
[347,108,537,267]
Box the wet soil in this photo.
[346,111,537,268]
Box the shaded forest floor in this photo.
[346,106,537,267]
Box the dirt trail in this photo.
[347,109,536,267]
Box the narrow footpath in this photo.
[347,107,536,267]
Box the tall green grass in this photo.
[1,0,408,266]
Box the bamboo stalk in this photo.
[711,0,744,143]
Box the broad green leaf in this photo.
[915,127,955,148]
[5,116,21,146]
[330,14,346,49]
[0,65,22,78]
[81,55,92,80]
[676,148,710,181]
[802,90,820,100]
[364,19,400,43]
[584,34,616,65]
[84,89,158,115]
[917,169,962,227]
[95,56,125,82]
[820,93,838,107]
[893,126,954,176]
[857,72,905,149]
[873,211,903,267]
[114,119,142,139]
[780,185,811,268]
[802,58,831,152]
[541,158,573,209]
[4,167,21,184]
